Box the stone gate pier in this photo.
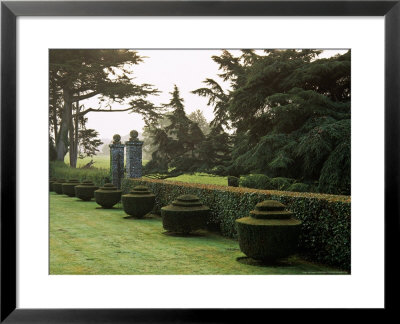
[125,130,143,178]
[109,134,125,188]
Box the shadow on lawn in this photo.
[162,230,208,238]
[123,214,161,221]
[236,256,297,268]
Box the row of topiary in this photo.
[50,178,154,216]
[50,178,215,233]
[122,178,351,271]
[50,178,303,263]
[229,174,317,193]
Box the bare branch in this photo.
[72,91,98,102]
[74,107,132,117]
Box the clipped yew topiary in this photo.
[227,176,239,187]
[122,186,155,218]
[161,194,209,234]
[236,200,302,262]
[288,183,310,193]
[49,177,57,192]
[122,178,351,270]
[75,181,99,201]
[62,179,81,197]
[239,174,273,190]
[94,183,122,209]
[53,179,67,194]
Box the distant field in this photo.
[165,173,228,186]
[64,154,110,169]
[64,154,149,169]
[61,156,226,186]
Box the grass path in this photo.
[165,173,228,186]
[50,193,346,275]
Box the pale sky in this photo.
[84,49,348,140]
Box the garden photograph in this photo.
[49,48,351,275]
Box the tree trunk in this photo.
[68,109,76,168]
[74,100,80,166]
[53,107,58,141]
[56,86,72,161]
[69,99,80,168]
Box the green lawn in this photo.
[165,173,228,186]
[50,193,346,275]
[61,156,226,186]
[63,154,149,169]
[64,154,110,169]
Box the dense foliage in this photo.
[123,178,351,270]
[239,174,317,193]
[49,49,160,167]
[144,85,231,176]
[201,50,350,194]
[144,50,350,195]
[50,161,110,186]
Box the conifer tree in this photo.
[193,49,351,194]
[49,49,160,167]
[188,109,211,135]
[196,124,231,173]
[144,85,206,175]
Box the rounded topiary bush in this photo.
[236,200,302,262]
[270,177,294,190]
[75,181,99,201]
[53,179,66,194]
[94,183,122,208]
[287,182,310,193]
[161,194,209,234]
[62,179,80,197]
[239,174,273,190]
[49,177,57,192]
[227,176,239,187]
[122,186,155,218]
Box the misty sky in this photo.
[84,49,347,140]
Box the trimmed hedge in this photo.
[50,161,110,187]
[122,178,351,271]
[227,176,239,187]
[239,174,273,190]
[288,183,310,193]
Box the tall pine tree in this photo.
[193,49,350,194]
[49,49,160,167]
[145,85,206,175]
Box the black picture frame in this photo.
[1,0,398,321]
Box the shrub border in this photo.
[122,178,351,270]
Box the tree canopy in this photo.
[142,49,350,194]
[144,85,226,177]
[191,49,351,194]
[49,49,160,167]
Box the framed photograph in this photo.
[1,0,397,321]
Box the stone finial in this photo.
[109,134,125,188]
[125,130,143,178]
[113,134,121,145]
[129,130,139,142]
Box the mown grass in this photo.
[63,154,149,169]
[64,154,111,169]
[165,173,228,186]
[50,161,110,186]
[53,156,150,186]
[49,193,346,275]
[54,158,228,187]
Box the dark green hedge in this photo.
[50,161,110,187]
[122,178,351,271]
